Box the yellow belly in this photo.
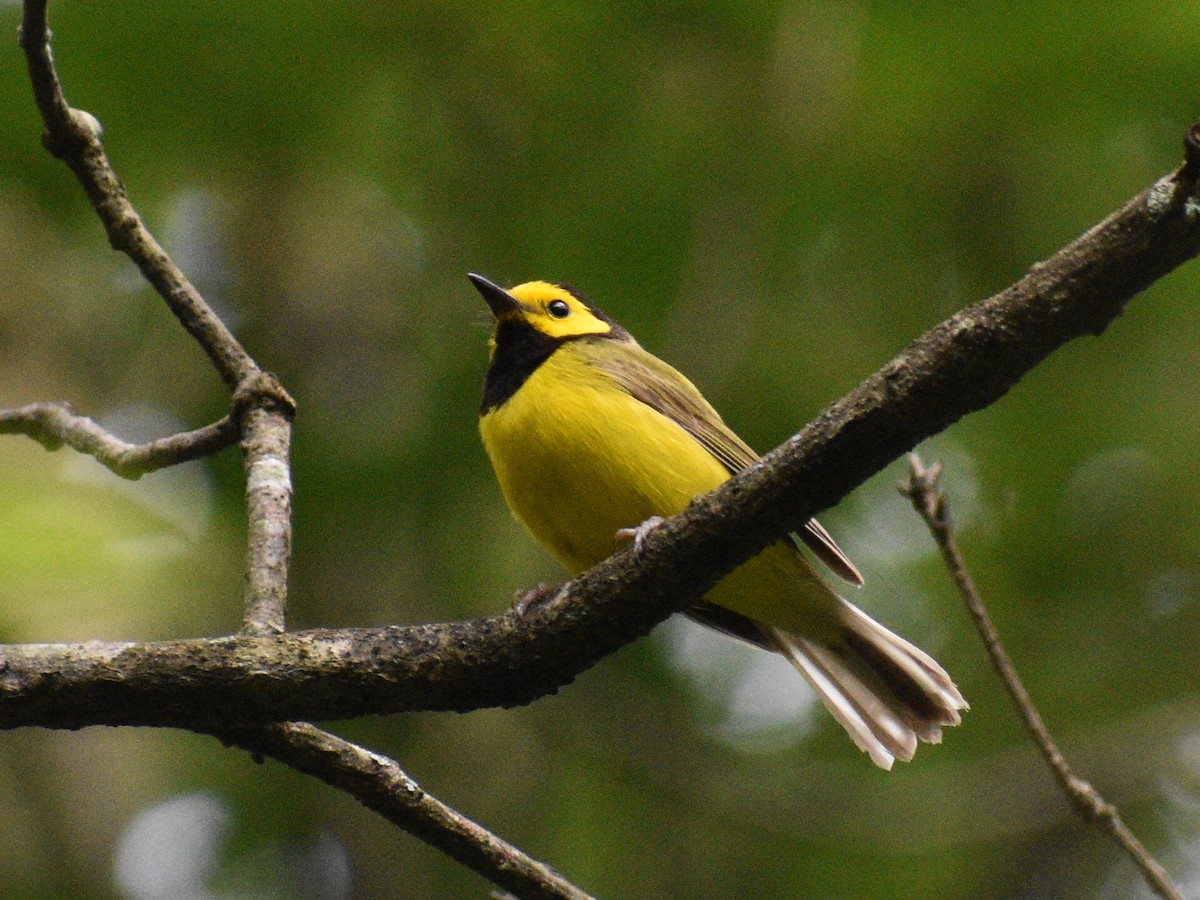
[479,347,840,636]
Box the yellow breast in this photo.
[479,343,841,637]
[480,345,729,574]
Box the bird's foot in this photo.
[513,582,564,617]
[614,515,665,556]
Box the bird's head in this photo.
[469,273,629,344]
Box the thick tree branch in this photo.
[0,402,238,478]
[225,724,594,900]
[901,456,1182,900]
[9,134,1199,729]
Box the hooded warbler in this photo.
[471,273,966,769]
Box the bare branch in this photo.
[224,724,594,900]
[901,455,1182,900]
[19,0,299,634]
[18,0,256,387]
[234,373,297,635]
[2,142,1200,730]
[0,402,238,478]
[14,3,590,894]
[13,0,1200,736]
[20,0,298,630]
[12,3,1200,896]
[0,623,549,728]
[11,4,1200,893]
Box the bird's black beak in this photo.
[468,273,522,317]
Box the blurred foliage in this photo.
[2,0,1200,897]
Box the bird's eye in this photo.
[547,300,570,318]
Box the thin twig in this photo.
[901,454,1182,900]
[224,723,595,900]
[0,402,239,478]
[18,0,256,388]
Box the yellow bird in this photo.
[471,274,966,768]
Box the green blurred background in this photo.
[2,1,1199,897]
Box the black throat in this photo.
[481,318,562,413]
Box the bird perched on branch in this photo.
[471,273,966,769]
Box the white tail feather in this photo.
[839,602,966,726]
[764,600,967,770]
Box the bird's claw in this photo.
[513,582,563,617]
[615,515,665,556]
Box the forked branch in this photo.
[11,3,595,898]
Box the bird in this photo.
[470,273,966,769]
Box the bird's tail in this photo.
[765,600,967,770]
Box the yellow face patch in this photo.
[504,281,615,340]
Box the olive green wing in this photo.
[582,337,863,587]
